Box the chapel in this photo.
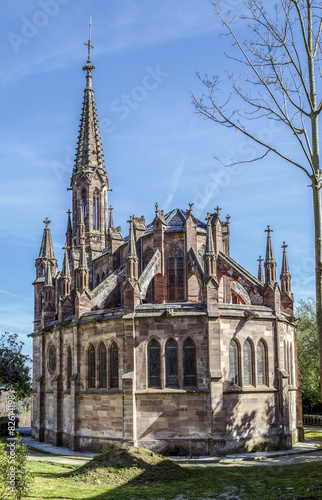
[31,46,303,455]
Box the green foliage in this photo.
[0,332,32,399]
[296,297,322,414]
[0,434,33,500]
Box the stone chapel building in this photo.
[31,50,303,455]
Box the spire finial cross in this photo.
[282,241,288,251]
[84,17,94,60]
[257,255,263,264]
[109,205,113,213]
[215,206,222,216]
[43,217,51,227]
[265,225,273,236]
[66,209,71,216]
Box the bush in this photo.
[0,434,33,499]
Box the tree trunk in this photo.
[313,185,322,402]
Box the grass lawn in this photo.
[23,458,322,500]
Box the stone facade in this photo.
[30,52,303,456]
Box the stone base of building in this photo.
[31,425,302,456]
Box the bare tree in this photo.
[191,0,322,402]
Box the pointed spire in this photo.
[77,236,89,292]
[62,245,71,278]
[79,236,88,270]
[38,218,55,259]
[61,245,71,298]
[127,216,137,259]
[264,225,277,285]
[108,205,114,229]
[205,213,215,255]
[66,209,72,247]
[257,256,264,283]
[280,242,291,294]
[204,213,215,280]
[126,216,138,281]
[75,24,105,171]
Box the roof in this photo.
[143,208,207,236]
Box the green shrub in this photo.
[0,434,33,499]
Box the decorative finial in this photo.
[155,202,159,213]
[109,205,113,213]
[265,225,273,236]
[84,17,94,61]
[206,212,212,223]
[226,214,230,222]
[257,255,263,264]
[43,217,51,227]
[282,241,287,251]
[66,209,71,216]
[189,203,194,211]
[215,206,222,217]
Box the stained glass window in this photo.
[148,339,161,388]
[88,344,95,388]
[110,341,119,388]
[257,340,266,385]
[166,339,178,387]
[168,246,184,301]
[67,346,72,389]
[183,338,196,386]
[99,343,107,388]
[49,345,56,372]
[229,340,239,386]
[243,340,252,386]
[144,248,155,302]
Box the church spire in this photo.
[204,213,215,281]
[75,23,105,171]
[126,216,138,281]
[38,218,55,260]
[66,210,72,248]
[70,24,109,255]
[280,242,291,294]
[264,225,277,285]
[108,205,114,229]
[257,255,264,283]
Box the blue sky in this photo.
[0,0,316,359]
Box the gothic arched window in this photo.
[93,189,100,230]
[166,338,178,387]
[257,340,266,385]
[110,341,119,388]
[243,339,253,386]
[88,344,95,389]
[48,345,56,373]
[99,342,107,388]
[81,188,87,219]
[144,248,155,302]
[168,246,184,301]
[67,346,72,389]
[229,339,239,386]
[183,338,196,386]
[148,339,161,388]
